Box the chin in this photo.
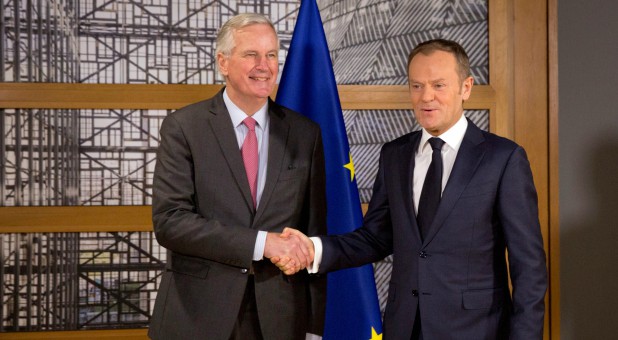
[253,92,272,99]
[423,126,441,135]
[253,87,275,96]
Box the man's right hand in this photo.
[269,228,315,275]
[264,229,313,275]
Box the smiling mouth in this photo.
[250,76,270,81]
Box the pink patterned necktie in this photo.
[241,117,258,209]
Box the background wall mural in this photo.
[0,0,487,331]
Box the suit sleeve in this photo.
[497,146,547,339]
[152,114,256,268]
[305,129,327,335]
[319,144,394,272]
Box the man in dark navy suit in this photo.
[275,39,547,340]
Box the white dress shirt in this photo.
[223,89,270,261]
[309,114,469,273]
[412,114,468,213]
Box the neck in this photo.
[226,90,268,116]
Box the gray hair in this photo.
[215,13,279,57]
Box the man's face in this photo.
[408,50,473,136]
[217,23,279,112]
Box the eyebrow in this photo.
[409,78,447,83]
[241,48,278,53]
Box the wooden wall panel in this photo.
[513,0,552,338]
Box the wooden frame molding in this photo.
[548,0,561,337]
[0,83,495,110]
[0,329,147,339]
[0,206,152,233]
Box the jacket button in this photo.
[412,290,419,297]
[241,268,248,274]
[419,251,428,258]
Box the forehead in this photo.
[233,24,278,47]
[408,50,459,79]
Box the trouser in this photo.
[230,278,264,340]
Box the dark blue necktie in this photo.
[417,137,445,240]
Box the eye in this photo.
[410,83,422,90]
[267,52,277,59]
[434,83,446,90]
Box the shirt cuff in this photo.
[307,237,323,274]
[253,231,268,261]
[306,333,322,340]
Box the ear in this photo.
[217,53,229,77]
[461,76,474,100]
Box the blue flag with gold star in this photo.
[276,1,383,339]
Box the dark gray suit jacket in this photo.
[319,120,547,340]
[149,89,327,339]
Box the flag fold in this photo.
[276,1,383,339]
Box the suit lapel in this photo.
[208,92,255,212]
[254,101,289,223]
[399,133,422,241]
[422,121,486,246]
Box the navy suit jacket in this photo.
[149,89,327,340]
[319,119,547,340]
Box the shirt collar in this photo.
[418,114,468,155]
[223,88,268,129]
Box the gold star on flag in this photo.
[369,326,383,340]
[343,152,356,182]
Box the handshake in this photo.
[265,228,315,275]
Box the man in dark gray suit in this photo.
[148,13,327,340]
[276,39,547,339]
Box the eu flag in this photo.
[276,1,383,339]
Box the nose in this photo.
[255,55,268,70]
[421,87,434,102]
